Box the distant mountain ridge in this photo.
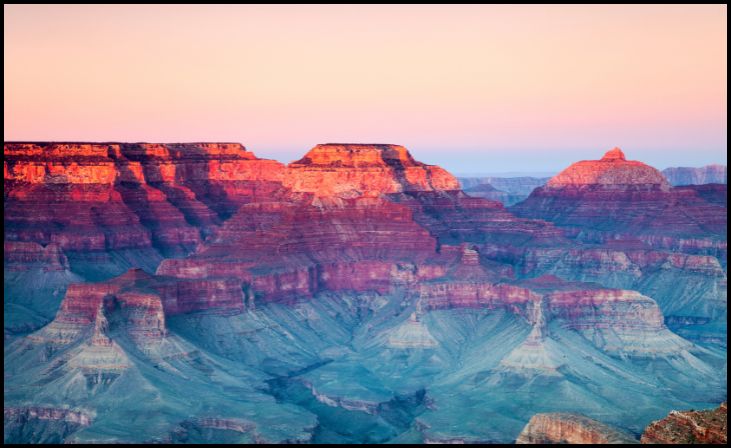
[459,176,550,205]
[662,164,727,186]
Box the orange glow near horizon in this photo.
[4,4,727,172]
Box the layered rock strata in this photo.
[284,143,459,197]
[511,148,727,260]
[516,413,638,444]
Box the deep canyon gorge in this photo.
[3,142,727,443]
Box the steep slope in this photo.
[4,269,315,443]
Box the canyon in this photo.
[4,142,727,443]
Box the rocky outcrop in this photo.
[641,402,727,444]
[32,268,243,347]
[516,413,638,444]
[662,165,727,186]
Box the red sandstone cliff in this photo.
[516,413,638,444]
[4,142,285,256]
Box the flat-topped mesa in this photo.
[292,143,420,167]
[284,143,460,197]
[4,142,284,184]
[546,147,671,190]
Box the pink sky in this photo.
[4,5,727,173]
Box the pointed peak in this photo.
[601,147,626,161]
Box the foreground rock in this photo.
[641,403,727,444]
[516,413,638,444]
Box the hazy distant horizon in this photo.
[2,139,727,174]
[5,4,726,173]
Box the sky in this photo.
[4,4,727,174]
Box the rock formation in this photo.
[511,148,727,260]
[641,402,727,444]
[545,147,670,189]
[516,413,638,444]
[4,142,285,257]
[283,143,460,197]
